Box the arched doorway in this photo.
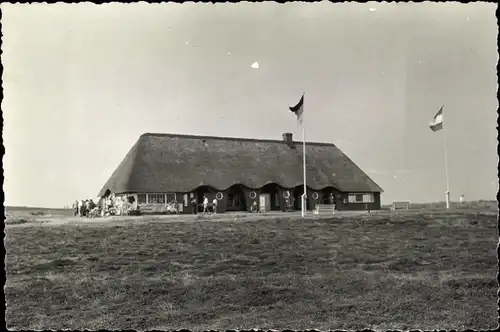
[293,186,309,211]
[261,183,280,211]
[197,185,213,212]
[322,187,342,210]
[322,187,336,205]
[226,184,246,211]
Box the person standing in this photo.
[251,200,258,213]
[84,200,90,218]
[78,200,84,217]
[72,200,77,216]
[212,198,218,214]
[460,194,465,204]
[191,197,197,215]
[81,200,86,217]
[203,196,209,214]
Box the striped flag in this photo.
[289,94,304,126]
[429,106,443,132]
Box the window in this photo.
[138,194,147,204]
[362,194,374,203]
[166,193,176,203]
[348,193,374,203]
[148,193,165,204]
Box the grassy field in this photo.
[4,204,499,330]
[5,206,73,225]
[382,199,498,211]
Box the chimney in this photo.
[282,132,294,148]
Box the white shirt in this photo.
[203,197,209,206]
[212,199,217,205]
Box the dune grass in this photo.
[5,208,498,330]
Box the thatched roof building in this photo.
[98,133,383,213]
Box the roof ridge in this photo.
[140,132,337,147]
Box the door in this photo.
[226,185,246,211]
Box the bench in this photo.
[314,204,335,215]
[138,205,166,214]
[392,201,410,211]
[138,205,154,214]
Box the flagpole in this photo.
[430,105,449,209]
[302,122,307,218]
[302,117,306,218]
[444,129,450,209]
[290,92,307,218]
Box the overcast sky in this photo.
[2,2,498,208]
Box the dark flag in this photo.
[289,94,304,126]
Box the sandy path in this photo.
[6,210,373,228]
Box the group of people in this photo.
[191,195,218,214]
[103,194,135,216]
[71,195,136,218]
[72,199,98,218]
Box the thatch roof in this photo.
[98,133,383,196]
